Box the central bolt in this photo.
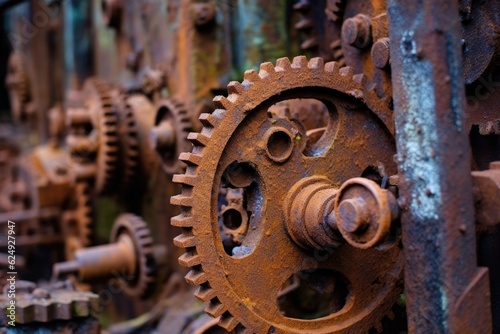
[338,198,369,233]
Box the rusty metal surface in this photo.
[0,280,99,331]
[1,0,500,332]
[172,56,404,333]
[387,0,492,332]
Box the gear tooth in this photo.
[330,39,346,64]
[479,123,488,135]
[194,285,217,302]
[199,113,219,127]
[324,61,341,73]
[330,39,341,49]
[259,62,275,78]
[308,57,324,69]
[171,215,195,227]
[291,55,308,69]
[367,83,378,92]
[219,312,239,332]
[339,66,354,77]
[179,152,202,166]
[293,0,310,11]
[301,38,318,50]
[275,57,292,70]
[185,268,208,285]
[213,95,233,110]
[326,0,345,22]
[58,301,72,319]
[347,89,364,100]
[243,69,260,82]
[295,18,313,30]
[353,73,367,84]
[172,174,198,186]
[227,81,245,94]
[179,250,201,267]
[205,299,226,318]
[173,233,197,248]
[187,132,210,146]
[170,194,194,207]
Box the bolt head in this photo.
[341,14,372,49]
[371,38,391,70]
[338,198,369,233]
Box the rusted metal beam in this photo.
[387,0,492,332]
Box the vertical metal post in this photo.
[387,0,492,332]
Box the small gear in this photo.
[0,280,99,327]
[5,52,31,122]
[172,56,401,333]
[62,181,93,259]
[53,214,159,300]
[293,0,340,62]
[329,39,346,67]
[110,213,157,299]
[325,0,346,22]
[152,98,192,175]
[117,93,140,189]
[66,78,119,194]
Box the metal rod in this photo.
[387,0,492,332]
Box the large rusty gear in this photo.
[5,52,31,122]
[152,98,192,175]
[172,56,402,333]
[66,78,119,194]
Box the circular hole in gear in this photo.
[266,130,293,162]
[222,161,256,188]
[277,270,349,320]
[222,208,243,230]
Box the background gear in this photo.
[152,98,192,176]
[66,78,119,194]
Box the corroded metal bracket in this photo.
[388,0,492,332]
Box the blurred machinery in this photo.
[0,0,499,333]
